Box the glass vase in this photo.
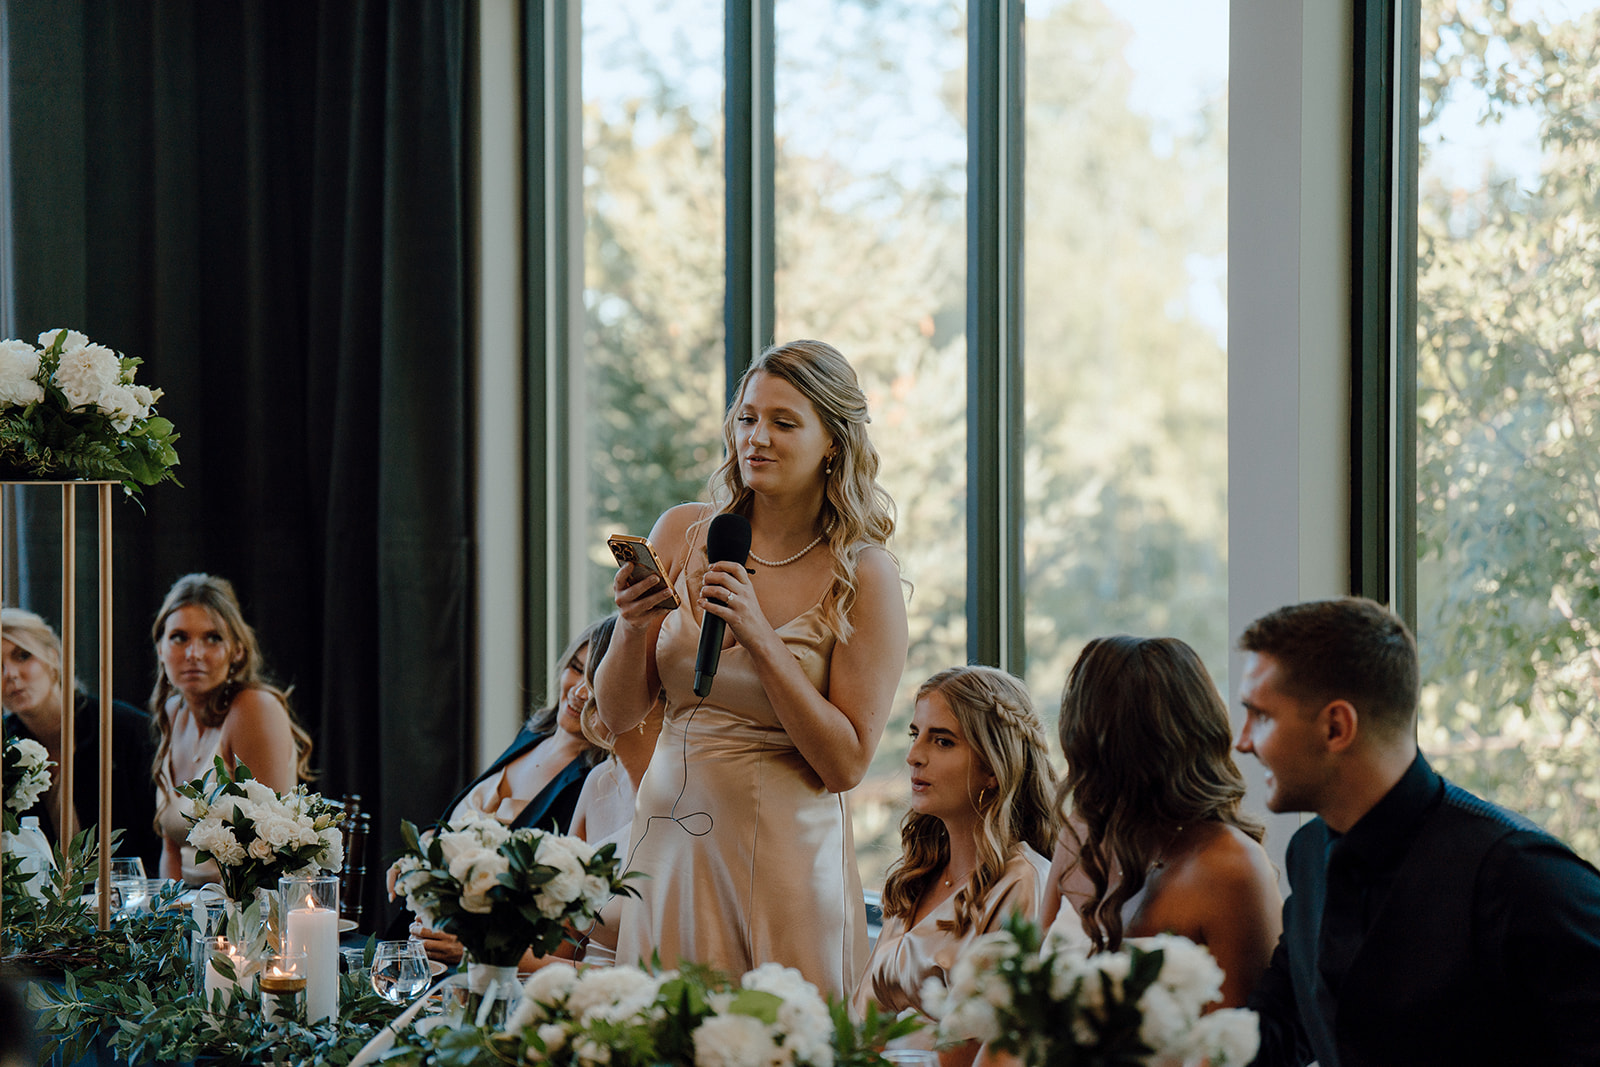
[459,959,523,1029]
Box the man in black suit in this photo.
[1234,597,1600,1067]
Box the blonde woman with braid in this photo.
[1045,636,1281,1008]
[852,666,1057,1065]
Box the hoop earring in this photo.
[976,786,990,810]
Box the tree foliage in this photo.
[1415,0,1600,860]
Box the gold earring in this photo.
[825,454,834,476]
[976,786,990,809]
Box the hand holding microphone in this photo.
[695,513,752,697]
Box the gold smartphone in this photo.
[606,534,680,609]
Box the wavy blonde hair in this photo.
[699,340,896,643]
[881,666,1058,936]
[1057,636,1264,950]
[148,573,314,785]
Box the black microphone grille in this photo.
[706,513,752,565]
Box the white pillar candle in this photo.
[285,899,339,1022]
[203,944,243,1009]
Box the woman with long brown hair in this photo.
[150,573,313,884]
[1045,635,1281,1008]
[853,666,1056,1065]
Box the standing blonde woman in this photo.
[852,666,1057,1067]
[150,573,313,884]
[1,607,159,870]
[597,339,909,997]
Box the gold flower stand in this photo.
[0,481,119,932]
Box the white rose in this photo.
[53,343,120,410]
[246,837,275,862]
[96,383,142,431]
[536,1023,568,1051]
[740,965,833,1067]
[458,853,511,913]
[37,328,88,351]
[0,340,43,408]
[240,780,280,807]
[693,1013,783,1067]
[128,383,160,409]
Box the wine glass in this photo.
[109,856,147,916]
[370,940,431,1004]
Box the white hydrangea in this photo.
[521,960,580,1008]
[53,342,120,410]
[693,1013,784,1067]
[742,965,833,1067]
[1138,933,1225,1017]
[0,340,43,408]
[1135,984,1190,1054]
[1183,1007,1260,1066]
[567,965,661,1025]
[573,1038,611,1066]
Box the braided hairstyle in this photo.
[1057,635,1263,950]
[881,666,1058,936]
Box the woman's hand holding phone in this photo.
[609,534,679,629]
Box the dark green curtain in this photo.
[1,0,473,925]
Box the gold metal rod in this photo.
[60,487,77,860]
[1,487,7,935]
[98,484,113,932]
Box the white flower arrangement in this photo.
[3,735,53,820]
[0,328,180,493]
[931,915,1259,1067]
[175,758,344,902]
[492,960,909,1067]
[392,813,637,967]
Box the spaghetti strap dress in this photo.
[614,567,867,997]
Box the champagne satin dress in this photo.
[851,844,1051,1022]
[615,568,867,997]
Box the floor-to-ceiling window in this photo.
[581,0,727,614]
[773,0,969,884]
[1021,0,1231,710]
[553,0,1230,885]
[1412,0,1600,861]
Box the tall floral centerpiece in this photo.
[931,915,1260,1067]
[391,813,638,1024]
[176,759,344,957]
[0,328,180,492]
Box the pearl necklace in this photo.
[749,528,827,568]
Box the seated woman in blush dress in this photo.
[405,617,611,961]
[150,574,313,885]
[852,666,1057,1067]
[1044,636,1282,1008]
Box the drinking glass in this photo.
[109,856,147,916]
[370,940,431,1004]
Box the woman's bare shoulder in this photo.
[650,503,713,568]
[1171,823,1280,902]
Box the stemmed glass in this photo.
[370,940,431,1004]
[108,856,147,916]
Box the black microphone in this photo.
[694,513,752,697]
